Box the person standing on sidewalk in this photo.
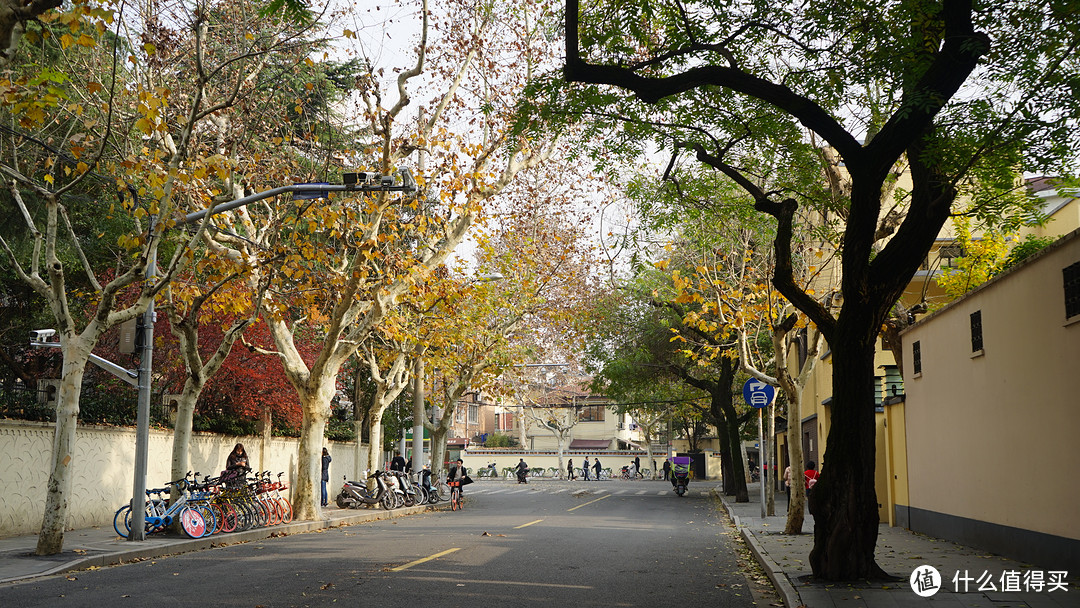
[593,457,602,480]
[783,465,792,506]
[321,447,332,507]
[582,457,591,481]
[390,453,406,472]
[804,461,819,497]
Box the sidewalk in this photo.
[719,482,1079,607]
[0,503,432,586]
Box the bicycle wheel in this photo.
[209,503,226,534]
[233,501,252,532]
[179,507,207,538]
[113,505,132,538]
[450,487,460,511]
[436,482,451,501]
[195,504,216,535]
[264,498,280,526]
[220,502,238,533]
[277,497,293,523]
[253,499,270,527]
[380,492,396,510]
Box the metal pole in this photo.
[412,355,425,472]
[129,225,156,541]
[758,408,765,519]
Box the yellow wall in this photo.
[1020,193,1079,241]
[901,229,1080,541]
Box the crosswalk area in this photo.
[463,484,713,498]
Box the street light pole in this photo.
[128,219,157,540]
[411,353,425,472]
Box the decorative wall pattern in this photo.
[0,420,359,536]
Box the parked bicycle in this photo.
[113,472,206,539]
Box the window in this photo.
[938,243,964,268]
[468,404,479,425]
[1065,261,1080,319]
[578,404,605,422]
[970,310,983,352]
[796,328,808,369]
[912,340,922,375]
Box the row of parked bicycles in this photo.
[113,467,292,539]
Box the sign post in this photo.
[743,379,776,518]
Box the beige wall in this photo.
[901,229,1080,541]
[0,421,360,536]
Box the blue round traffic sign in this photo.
[742,378,776,408]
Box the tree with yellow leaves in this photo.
[204,0,567,520]
[0,0,317,553]
[933,217,1010,303]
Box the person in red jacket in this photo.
[804,461,820,495]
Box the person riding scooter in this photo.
[669,457,690,496]
[515,458,530,484]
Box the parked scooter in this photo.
[391,470,419,507]
[419,467,440,503]
[335,470,392,509]
[670,457,691,497]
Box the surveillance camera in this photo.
[30,329,57,343]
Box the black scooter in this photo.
[516,467,529,484]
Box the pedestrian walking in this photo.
[321,447,332,507]
[567,458,576,480]
[582,457,591,481]
[634,455,641,478]
[593,457,602,480]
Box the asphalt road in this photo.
[0,480,776,608]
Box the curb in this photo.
[1,504,432,584]
[712,489,802,608]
